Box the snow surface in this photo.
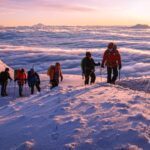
[0,26,150,149]
[0,71,149,149]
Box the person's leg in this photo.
[31,84,34,94]
[107,67,112,83]
[1,82,5,96]
[51,80,56,89]
[4,82,8,96]
[53,80,58,88]
[90,72,96,84]
[19,84,23,96]
[111,67,118,84]
[36,83,41,92]
[85,71,90,85]
[55,79,59,87]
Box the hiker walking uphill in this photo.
[81,52,100,85]
[15,69,27,97]
[101,43,122,84]
[28,69,41,94]
[0,68,12,97]
[47,62,63,89]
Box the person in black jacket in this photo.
[81,52,100,85]
[0,68,12,97]
[27,69,41,94]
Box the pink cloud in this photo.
[0,0,96,12]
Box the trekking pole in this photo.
[25,82,28,96]
[119,70,121,81]
[13,81,16,98]
[100,67,102,82]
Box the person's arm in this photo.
[59,68,63,81]
[36,73,41,84]
[47,68,50,76]
[81,58,85,75]
[93,59,100,66]
[8,73,12,81]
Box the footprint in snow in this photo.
[115,103,129,108]
[84,106,97,115]
[118,109,128,114]
[101,102,114,109]
[127,113,150,125]
[51,132,59,140]
[89,96,94,99]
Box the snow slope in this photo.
[0,73,149,150]
[0,60,14,78]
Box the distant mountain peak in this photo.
[131,24,149,29]
[32,23,48,28]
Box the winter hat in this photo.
[5,67,9,72]
[107,42,114,49]
[86,52,91,57]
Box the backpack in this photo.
[47,65,55,80]
[0,72,2,84]
[14,69,20,81]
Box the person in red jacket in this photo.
[15,68,27,97]
[101,42,122,84]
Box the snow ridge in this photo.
[0,73,149,150]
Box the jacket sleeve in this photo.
[36,73,40,83]
[59,68,63,78]
[93,59,100,66]
[47,67,51,76]
[8,73,12,80]
[81,58,85,74]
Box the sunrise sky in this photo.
[0,0,150,26]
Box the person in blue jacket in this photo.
[27,68,41,94]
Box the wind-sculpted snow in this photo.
[0,74,149,149]
[0,26,149,78]
[0,60,14,79]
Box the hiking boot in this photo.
[111,81,115,85]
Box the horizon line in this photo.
[0,23,149,28]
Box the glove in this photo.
[101,64,104,68]
[97,62,100,66]
[119,64,122,70]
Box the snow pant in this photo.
[107,67,118,84]
[84,70,96,85]
[18,83,24,97]
[50,79,59,89]
[31,83,41,94]
[1,81,8,96]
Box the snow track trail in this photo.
[0,74,150,150]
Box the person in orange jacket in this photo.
[101,42,122,84]
[47,63,63,89]
[15,68,27,97]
